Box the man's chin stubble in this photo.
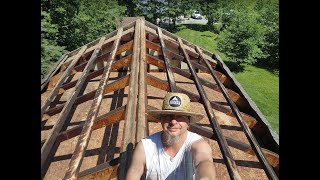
[163,131,180,146]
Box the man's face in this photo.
[161,114,190,137]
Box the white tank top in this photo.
[141,131,202,180]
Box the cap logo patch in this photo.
[169,96,181,107]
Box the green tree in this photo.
[217,8,267,66]
[41,10,66,78]
[48,0,81,50]
[256,1,279,69]
[133,0,166,23]
[72,0,126,47]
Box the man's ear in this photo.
[187,117,191,129]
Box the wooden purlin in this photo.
[41,18,279,179]
[145,52,245,108]
[145,24,209,65]
[55,105,127,144]
[41,105,126,149]
[145,105,279,173]
[63,27,124,180]
[42,52,133,119]
[41,54,68,91]
[195,46,278,179]
[144,33,225,82]
[78,158,120,179]
[213,53,279,153]
[189,124,279,172]
[41,36,105,168]
[41,46,87,119]
[136,19,148,142]
[146,21,278,151]
[44,74,130,117]
[177,37,242,180]
[41,46,87,169]
[41,25,135,94]
[57,54,132,94]
[146,74,257,129]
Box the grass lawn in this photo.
[174,25,279,134]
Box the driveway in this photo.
[176,18,208,25]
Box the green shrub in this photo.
[212,23,223,34]
[217,9,267,65]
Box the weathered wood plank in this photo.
[146,72,257,129]
[188,124,279,171]
[63,28,123,180]
[41,46,88,170]
[118,19,141,180]
[59,54,132,92]
[145,39,226,82]
[78,165,118,180]
[145,108,278,172]
[121,19,140,151]
[44,74,130,117]
[41,46,87,119]
[78,158,120,180]
[178,37,242,180]
[56,105,126,143]
[41,54,68,91]
[145,54,244,107]
[78,22,135,61]
[41,38,105,169]
[157,27,177,92]
[213,53,279,153]
[146,39,185,62]
[116,40,133,55]
[196,46,278,179]
[136,19,148,142]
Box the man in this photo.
[126,92,216,180]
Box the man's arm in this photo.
[125,141,146,180]
[191,139,217,180]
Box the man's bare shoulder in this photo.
[134,141,145,156]
[125,141,146,180]
[191,138,211,151]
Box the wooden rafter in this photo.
[136,19,148,142]
[118,19,141,180]
[43,73,130,118]
[145,53,245,108]
[41,46,87,119]
[157,27,177,92]
[196,46,278,179]
[41,46,88,169]
[41,18,279,180]
[178,37,242,180]
[146,74,257,128]
[63,27,124,180]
